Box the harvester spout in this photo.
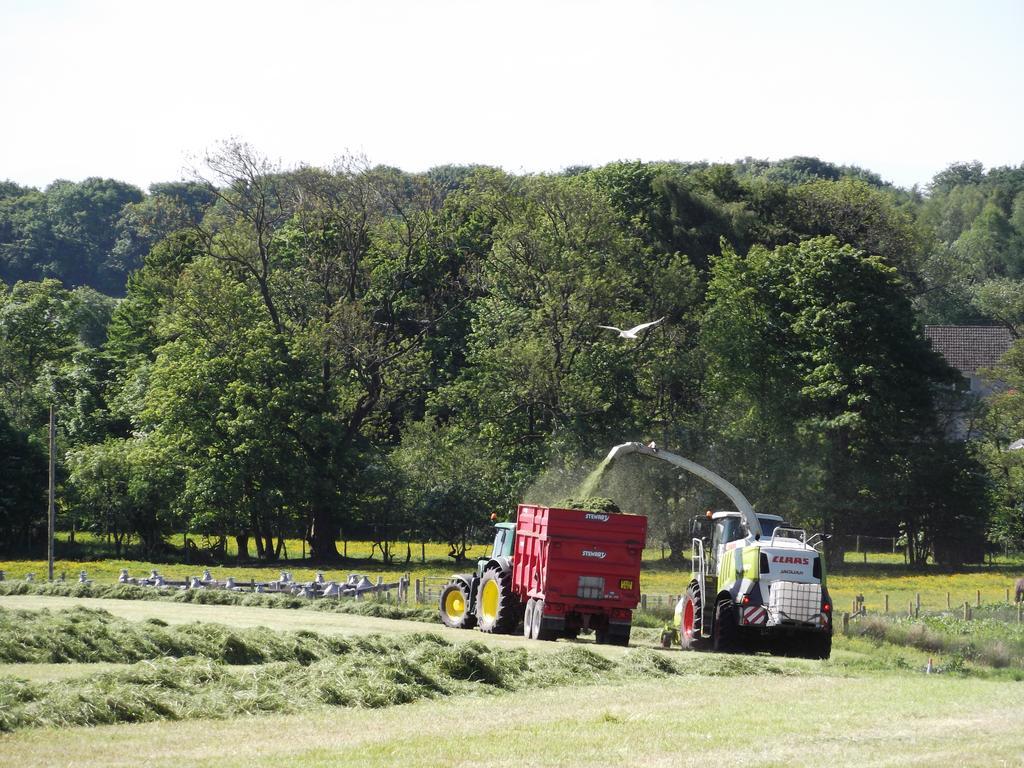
[601,442,763,540]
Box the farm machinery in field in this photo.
[603,442,833,659]
[438,503,648,645]
[438,441,831,658]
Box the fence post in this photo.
[1006,587,1010,604]
[946,592,950,610]
[415,578,421,603]
[641,594,648,611]
[884,594,889,613]
[963,602,970,621]
[421,542,426,564]
[977,589,981,608]
[908,600,913,618]
[915,593,920,615]
[842,612,849,635]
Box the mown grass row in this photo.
[0,606,379,665]
[0,613,790,733]
[0,581,435,621]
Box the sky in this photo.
[1,0,1021,191]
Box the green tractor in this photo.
[438,519,520,634]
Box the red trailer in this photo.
[438,503,648,645]
[513,504,648,644]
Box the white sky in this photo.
[1,0,1021,191]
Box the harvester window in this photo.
[757,517,791,539]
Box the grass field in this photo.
[5,674,1024,768]
[1,595,1023,766]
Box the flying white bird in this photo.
[597,317,665,339]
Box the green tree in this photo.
[0,407,47,554]
[702,236,983,564]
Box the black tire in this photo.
[523,598,537,639]
[595,622,629,646]
[679,583,705,650]
[564,627,580,641]
[608,624,631,647]
[534,600,557,641]
[712,599,738,653]
[476,567,520,634]
[803,631,832,660]
[439,581,476,629]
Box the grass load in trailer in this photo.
[438,503,648,645]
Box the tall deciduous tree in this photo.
[702,236,987,564]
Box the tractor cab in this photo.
[477,521,516,576]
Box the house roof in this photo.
[924,325,1015,377]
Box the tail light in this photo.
[741,594,750,605]
[822,602,831,613]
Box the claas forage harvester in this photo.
[438,504,648,645]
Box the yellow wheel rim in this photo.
[481,579,499,622]
[444,590,465,619]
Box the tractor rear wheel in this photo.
[439,581,476,629]
[712,598,739,653]
[679,583,705,650]
[477,567,520,634]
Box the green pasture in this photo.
[1,596,1023,766]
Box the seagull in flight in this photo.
[597,317,665,339]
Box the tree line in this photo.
[1,146,1022,566]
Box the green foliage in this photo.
[850,612,1024,669]
[3,154,1022,565]
[701,236,987,563]
[0,409,47,552]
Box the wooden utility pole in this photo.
[47,404,55,582]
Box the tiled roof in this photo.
[924,325,1015,376]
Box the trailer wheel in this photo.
[679,583,705,650]
[522,598,537,639]
[532,601,557,641]
[712,598,738,653]
[477,567,520,634]
[439,581,476,629]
